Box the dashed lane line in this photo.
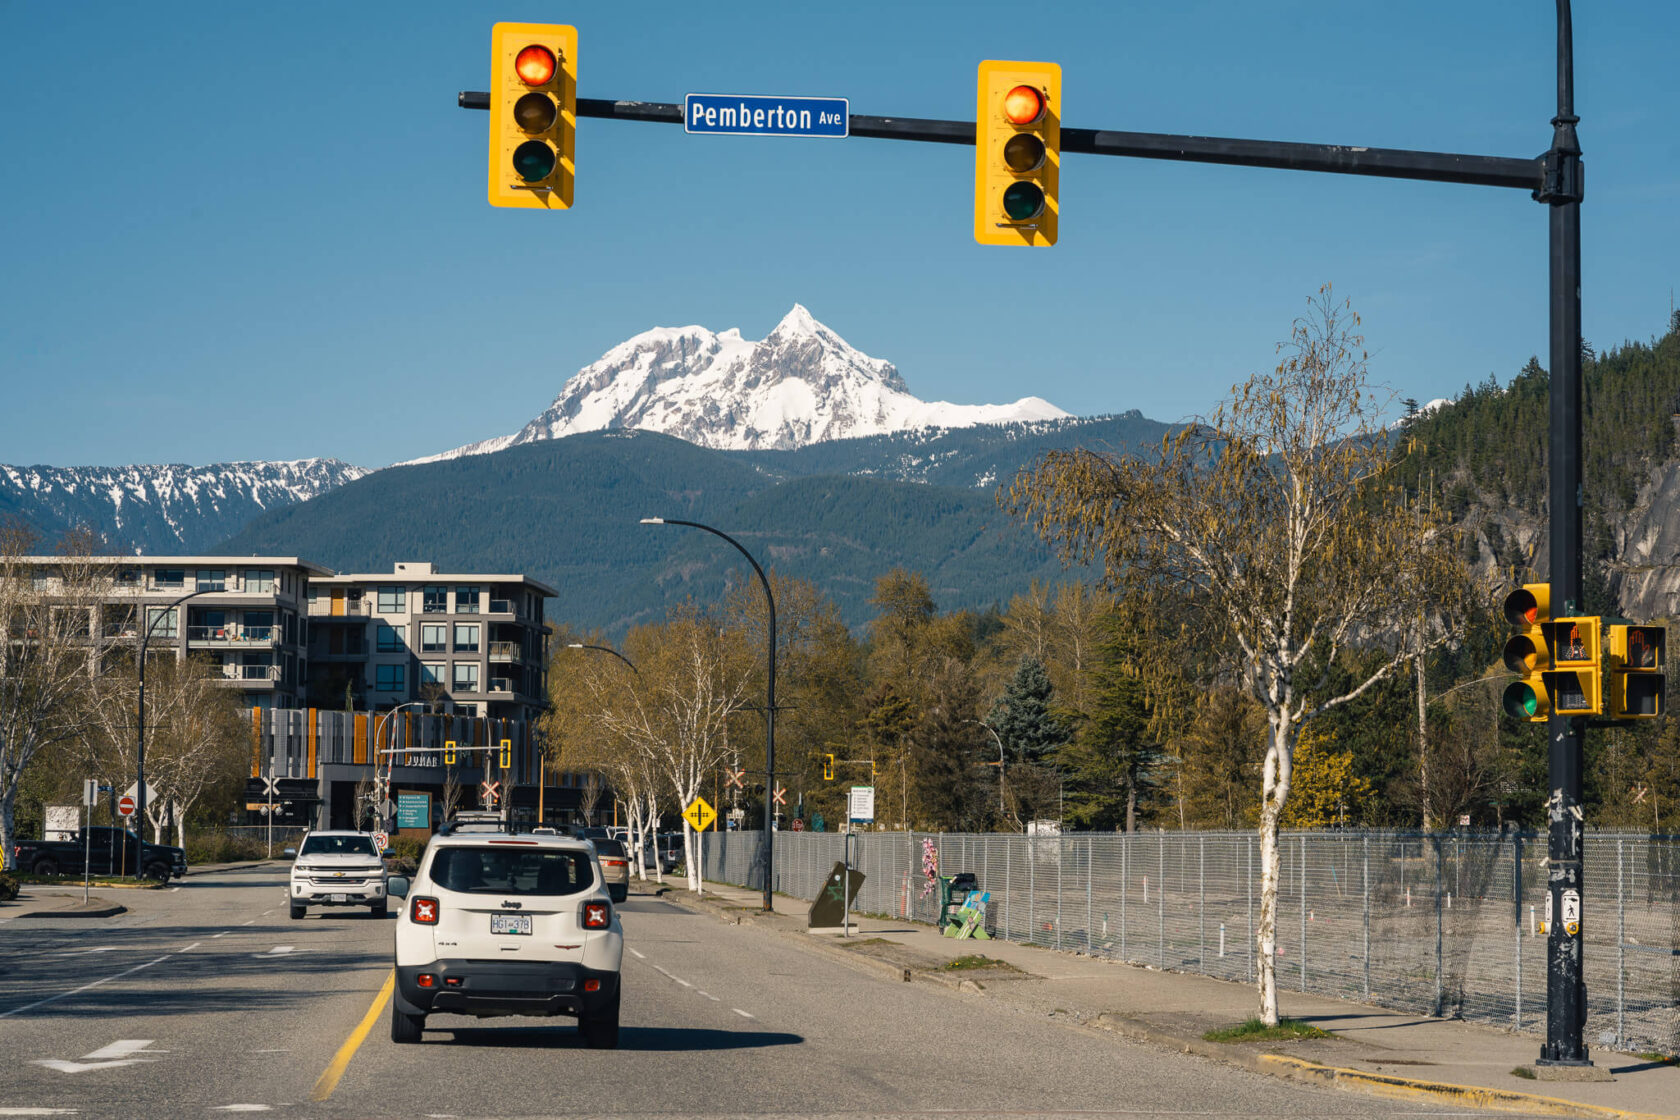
[0,955,170,1020]
[697,991,720,1001]
[626,947,645,959]
[732,1008,755,1019]
[177,942,201,953]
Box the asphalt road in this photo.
[0,868,1454,1118]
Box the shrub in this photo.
[0,872,18,901]
[183,833,269,866]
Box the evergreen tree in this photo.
[1061,613,1162,831]
[988,656,1069,766]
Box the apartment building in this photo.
[303,562,554,726]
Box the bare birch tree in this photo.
[1004,288,1463,1025]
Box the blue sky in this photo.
[3,1,1676,469]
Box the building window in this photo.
[145,606,178,639]
[453,624,479,653]
[422,586,448,614]
[452,662,479,692]
[244,569,275,594]
[117,568,139,585]
[377,586,406,614]
[154,568,185,589]
[421,662,445,685]
[421,623,446,653]
[376,623,406,652]
[454,702,478,718]
[196,569,226,591]
[376,664,405,692]
[455,586,480,614]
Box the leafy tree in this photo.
[1279,728,1372,828]
[1003,287,1462,1025]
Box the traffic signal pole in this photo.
[461,0,1587,1063]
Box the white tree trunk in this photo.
[647,791,664,885]
[1256,709,1295,1027]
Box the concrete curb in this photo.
[186,861,273,876]
[18,900,127,919]
[1256,1055,1675,1120]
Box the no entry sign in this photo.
[117,795,136,818]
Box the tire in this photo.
[370,901,387,918]
[391,1005,425,1044]
[580,990,620,1050]
[290,903,307,920]
[33,857,58,877]
[609,885,627,904]
[144,862,169,882]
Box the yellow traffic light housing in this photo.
[1607,623,1666,719]
[499,739,513,769]
[1501,583,1552,722]
[974,60,1059,247]
[444,740,457,765]
[1544,615,1602,716]
[488,23,576,209]
[823,753,835,781]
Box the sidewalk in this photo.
[647,876,1679,1120]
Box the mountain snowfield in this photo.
[402,304,1069,463]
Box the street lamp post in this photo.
[563,643,640,828]
[136,587,211,871]
[374,700,431,833]
[965,719,1007,820]
[641,517,776,913]
[566,642,640,675]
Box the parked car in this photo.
[12,826,186,881]
[288,831,389,919]
[388,819,622,1047]
[592,837,630,902]
[641,833,681,874]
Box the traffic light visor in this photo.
[1003,84,1045,125]
[515,45,557,85]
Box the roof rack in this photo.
[438,810,510,836]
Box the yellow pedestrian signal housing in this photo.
[974,60,1059,247]
[1545,615,1602,716]
[823,753,835,781]
[499,739,513,769]
[1607,623,1665,719]
[1501,584,1552,721]
[488,23,576,209]
[444,740,457,765]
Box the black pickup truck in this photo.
[12,827,188,881]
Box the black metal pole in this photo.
[136,587,207,872]
[641,517,776,912]
[1539,0,1588,1068]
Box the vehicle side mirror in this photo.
[387,876,410,899]
[282,847,297,858]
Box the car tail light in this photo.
[581,901,610,929]
[583,979,601,992]
[411,896,439,924]
[604,858,626,868]
[417,973,436,988]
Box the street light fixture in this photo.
[136,586,212,871]
[567,642,640,675]
[965,718,1008,821]
[562,643,641,827]
[641,516,777,913]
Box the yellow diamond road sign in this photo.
[683,796,716,832]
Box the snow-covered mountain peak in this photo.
[402,305,1069,463]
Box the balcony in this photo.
[219,664,280,682]
[489,641,519,661]
[488,599,514,616]
[187,624,278,645]
[488,677,513,695]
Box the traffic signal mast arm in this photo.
[459,93,1548,195]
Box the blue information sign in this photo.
[396,792,430,830]
[685,93,848,138]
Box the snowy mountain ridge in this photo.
[402,304,1069,463]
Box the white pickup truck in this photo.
[288,831,389,919]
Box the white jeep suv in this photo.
[389,823,624,1047]
[288,831,389,919]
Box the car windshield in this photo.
[298,835,377,857]
[594,839,626,857]
[429,847,595,896]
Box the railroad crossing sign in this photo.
[259,777,278,796]
[117,795,136,818]
[480,780,500,807]
[724,767,745,789]
[683,796,716,833]
[771,785,787,807]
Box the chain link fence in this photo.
[701,829,1680,1056]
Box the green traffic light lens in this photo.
[1004,134,1046,173]
[514,92,557,133]
[1002,182,1045,221]
[512,140,557,182]
[1502,682,1538,720]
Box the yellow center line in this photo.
[310,969,395,1102]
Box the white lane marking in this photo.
[626,947,645,959]
[211,932,229,938]
[0,1109,81,1115]
[732,1008,755,1019]
[241,919,255,926]
[697,991,720,1001]
[210,1107,271,1113]
[0,957,169,1020]
[0,918,16,925]
[177,942,201,953]
[170,887,180,893]
[255,946,301,957]
[57,947,122,956]
[251,1049,289,1054]
[33,1039,166,1073]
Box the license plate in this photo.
[491,914,532,935]
[330,893,347,903]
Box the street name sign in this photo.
[683,796,717,832]
[685,93,848,137]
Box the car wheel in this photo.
[33,857,59,876]
[610,885,627,904]
[370,901,387,918]
[391,1005,425,1044]
[580,990,620,1050]
[144,861,169,882]
[290,903,307,920]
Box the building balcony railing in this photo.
[488,641,519,660]
[219,664,281,682]
[187,625,278,644]
[488,599,514,616]
[488,678,513,694]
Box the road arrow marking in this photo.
[32,1039,166,1073]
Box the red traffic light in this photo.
[1003,84,1045,125]
[515,45,557,86]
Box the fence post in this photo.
[1247,834,1254,983]
[1086,835,1094,953]
[1157,833,1166,970]
[1004,834,1011,938]
[1029,833,1036,944]
[1362,834,1370,1002]
[1056,832,1064,951]
[1617,837,1625,1048]
[1434,834,1444,1018]
[1199,834,1207,969]
[1300,834,1308,992]
[1514,831,1523,1031]
[1120,832,1128,961]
